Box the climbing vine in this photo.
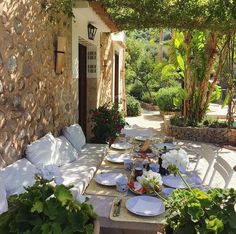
[101,0,236,32]
[40,0,74,23]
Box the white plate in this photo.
[106,153,131,163]
[135,136,150,141]
[111,142,133,150]
[95,172,123,186]
[125,196,165,216]
[154,143,176,150]
[162,175,195,189]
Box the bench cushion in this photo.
[62,124,86,151]
[59,143,107,194]
[0,176,7,214]
[55,136,78,166]
[25,132,57,167]
[0,158,38,196]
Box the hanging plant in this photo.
[40,0,75,23]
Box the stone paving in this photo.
[125,109,236,189]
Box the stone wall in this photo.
[0,1,78,167]
[166,123,236,145]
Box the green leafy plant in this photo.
[155,86,184,112]
[40,0,74,23]
[90,103,127,143]
[129,82,144,100]
[165,188,236,234]
[126,95,141,117]
[0,176,97,234]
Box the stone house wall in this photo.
[0,1,78,167]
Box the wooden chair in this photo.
[208,157,235,188]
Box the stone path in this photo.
[125,109,236,189]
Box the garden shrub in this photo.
[90,103,126,143]
[141,92,154,104]
[154,86,184,112]
[126,95,141,117]
[129,82,144,100]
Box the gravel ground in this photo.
[125,109,236,189]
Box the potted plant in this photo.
[90,103,127,145]
[155,150,236,234]
[0,176,98,234]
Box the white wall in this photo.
[72,7,110,79]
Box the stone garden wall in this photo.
[164,116,236,145]
[0,1,78,167]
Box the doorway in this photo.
[79,43,87,136]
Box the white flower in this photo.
[162,149,189,173]
[137,171,163,187]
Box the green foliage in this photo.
[0,176,97,234]
[171,116,228,128]
[155,87,185,112]
[129,82,144,100]
[101,0,236,32]
[90,103,126,143]
[165,188,236,234]
[211,85,222,103]
[40,0,74,23]
[126,95,141,117]
[141,92,154,104]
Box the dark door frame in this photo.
[78,43,87,136]
[114,53,119,106]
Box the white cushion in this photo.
[55,136,78,166]
[25,132,57,167]
[62,124,86,151]
[0,158,38,196]
[0,176,8,214]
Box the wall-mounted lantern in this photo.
[88,23,97,40]
[55,36,67,74]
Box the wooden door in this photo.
[79,43,87,136]
[114,53,119,106]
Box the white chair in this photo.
[194,150,216,184]
[208,157,235,188]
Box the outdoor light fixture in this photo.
[55,36,67,74]
[88,23,97,40]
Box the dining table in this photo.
[84,136,196,234]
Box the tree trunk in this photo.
[183,31,193,119]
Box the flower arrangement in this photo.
[90,103,127,144]
[162,149,189,174]
[129,171,163,194]
[158,148,236,233]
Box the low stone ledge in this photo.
[164,116,236,145]
[140,102,159,111]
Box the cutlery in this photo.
[113,198,122,217]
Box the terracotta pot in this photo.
[93,220,100,234]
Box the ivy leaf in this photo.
[31,201,44,213]
[54,185,73,206]
[205,216,224,232]
[187,203,204,222]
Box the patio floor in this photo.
[125,109,236,189]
